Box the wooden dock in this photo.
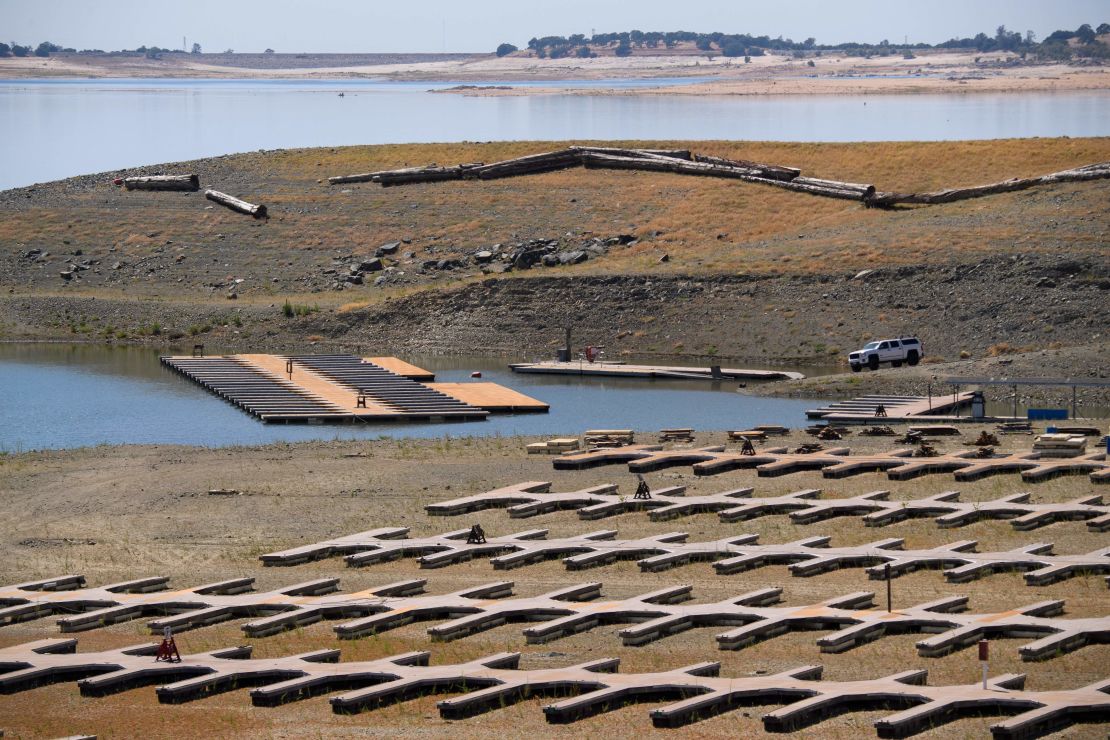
[161,354,546,423]
[806,393,976,422]
[428,383,550,412]
[510,360,803,382]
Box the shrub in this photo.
[495,43,518,57]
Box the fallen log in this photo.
[205,189,267,217]
[378,166,465,187]
[574,146,693,161]
[582,151,762,178]
[123,174,199,191]
[582,152,872,201]
[792,176,875,197]
[866,161,1110,207]
[468,149,583,180]
[694,155,800,181]
[328,168,412,185]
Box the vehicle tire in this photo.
[851,364,862,373]
[907,351,920,366]
[892,360,902,368]
[868,355,880,371]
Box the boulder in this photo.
[376,241,401,256]
[559,250,588,265]
[359,257,384,272]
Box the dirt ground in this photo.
[0,431,1107,738]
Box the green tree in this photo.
[1097,23,1110,34]
[614,39,632,56]
[12,44,30,57]
[0,42,10,57]
[495,42,517,57]
[1076,23,1096,43]
[34,41,54,57]
[720,39,746,57]
[191,42,202,54]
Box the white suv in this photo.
[849,337,923,372]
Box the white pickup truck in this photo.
[849,337,923,372]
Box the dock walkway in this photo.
[161,354,546,423]
[510,360,803,382]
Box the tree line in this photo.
[495,22,1110,61]
[0,41,221,59]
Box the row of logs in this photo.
[120,174,266,217]
[327,147,872,198]
[329,147,1110,207]
[865,161,1110,206]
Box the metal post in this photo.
[1072,385,1077,420]
[885,563,892,612]
[1013,384,1018,420]
[286,359,293,380]
[927,382,932,411]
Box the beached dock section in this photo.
[161,354,546,423]
[510,360,803,382]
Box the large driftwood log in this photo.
[866,162,1110,207]
[205,189,267,217]
[124,174,199,191]
[467,149,583,180]
[378,166,466,187]
[693,155,800,181]
[574,146,693,160]
[582,152,873,201]
[328,169,405,185]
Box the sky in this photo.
[1,0,1105,54]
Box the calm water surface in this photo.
[1,79,1108,190]
[0,344,823,451]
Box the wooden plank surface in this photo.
[428,382,549,412]
[365,357,436,381]
[236,354,397,416]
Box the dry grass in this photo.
[0,432,1108,738]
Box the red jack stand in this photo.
[155,626,181,663]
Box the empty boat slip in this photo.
[161,354,547,423]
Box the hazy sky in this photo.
[2,0,1105,53]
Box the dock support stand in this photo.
[156,626,181,663]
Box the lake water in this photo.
[1,79,1108,190]
[0,344,823,451]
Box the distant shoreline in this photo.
[1,49,1107,97]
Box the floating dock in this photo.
[509,360,803,382]
[806,393,976,422]
[161,354,547,423]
